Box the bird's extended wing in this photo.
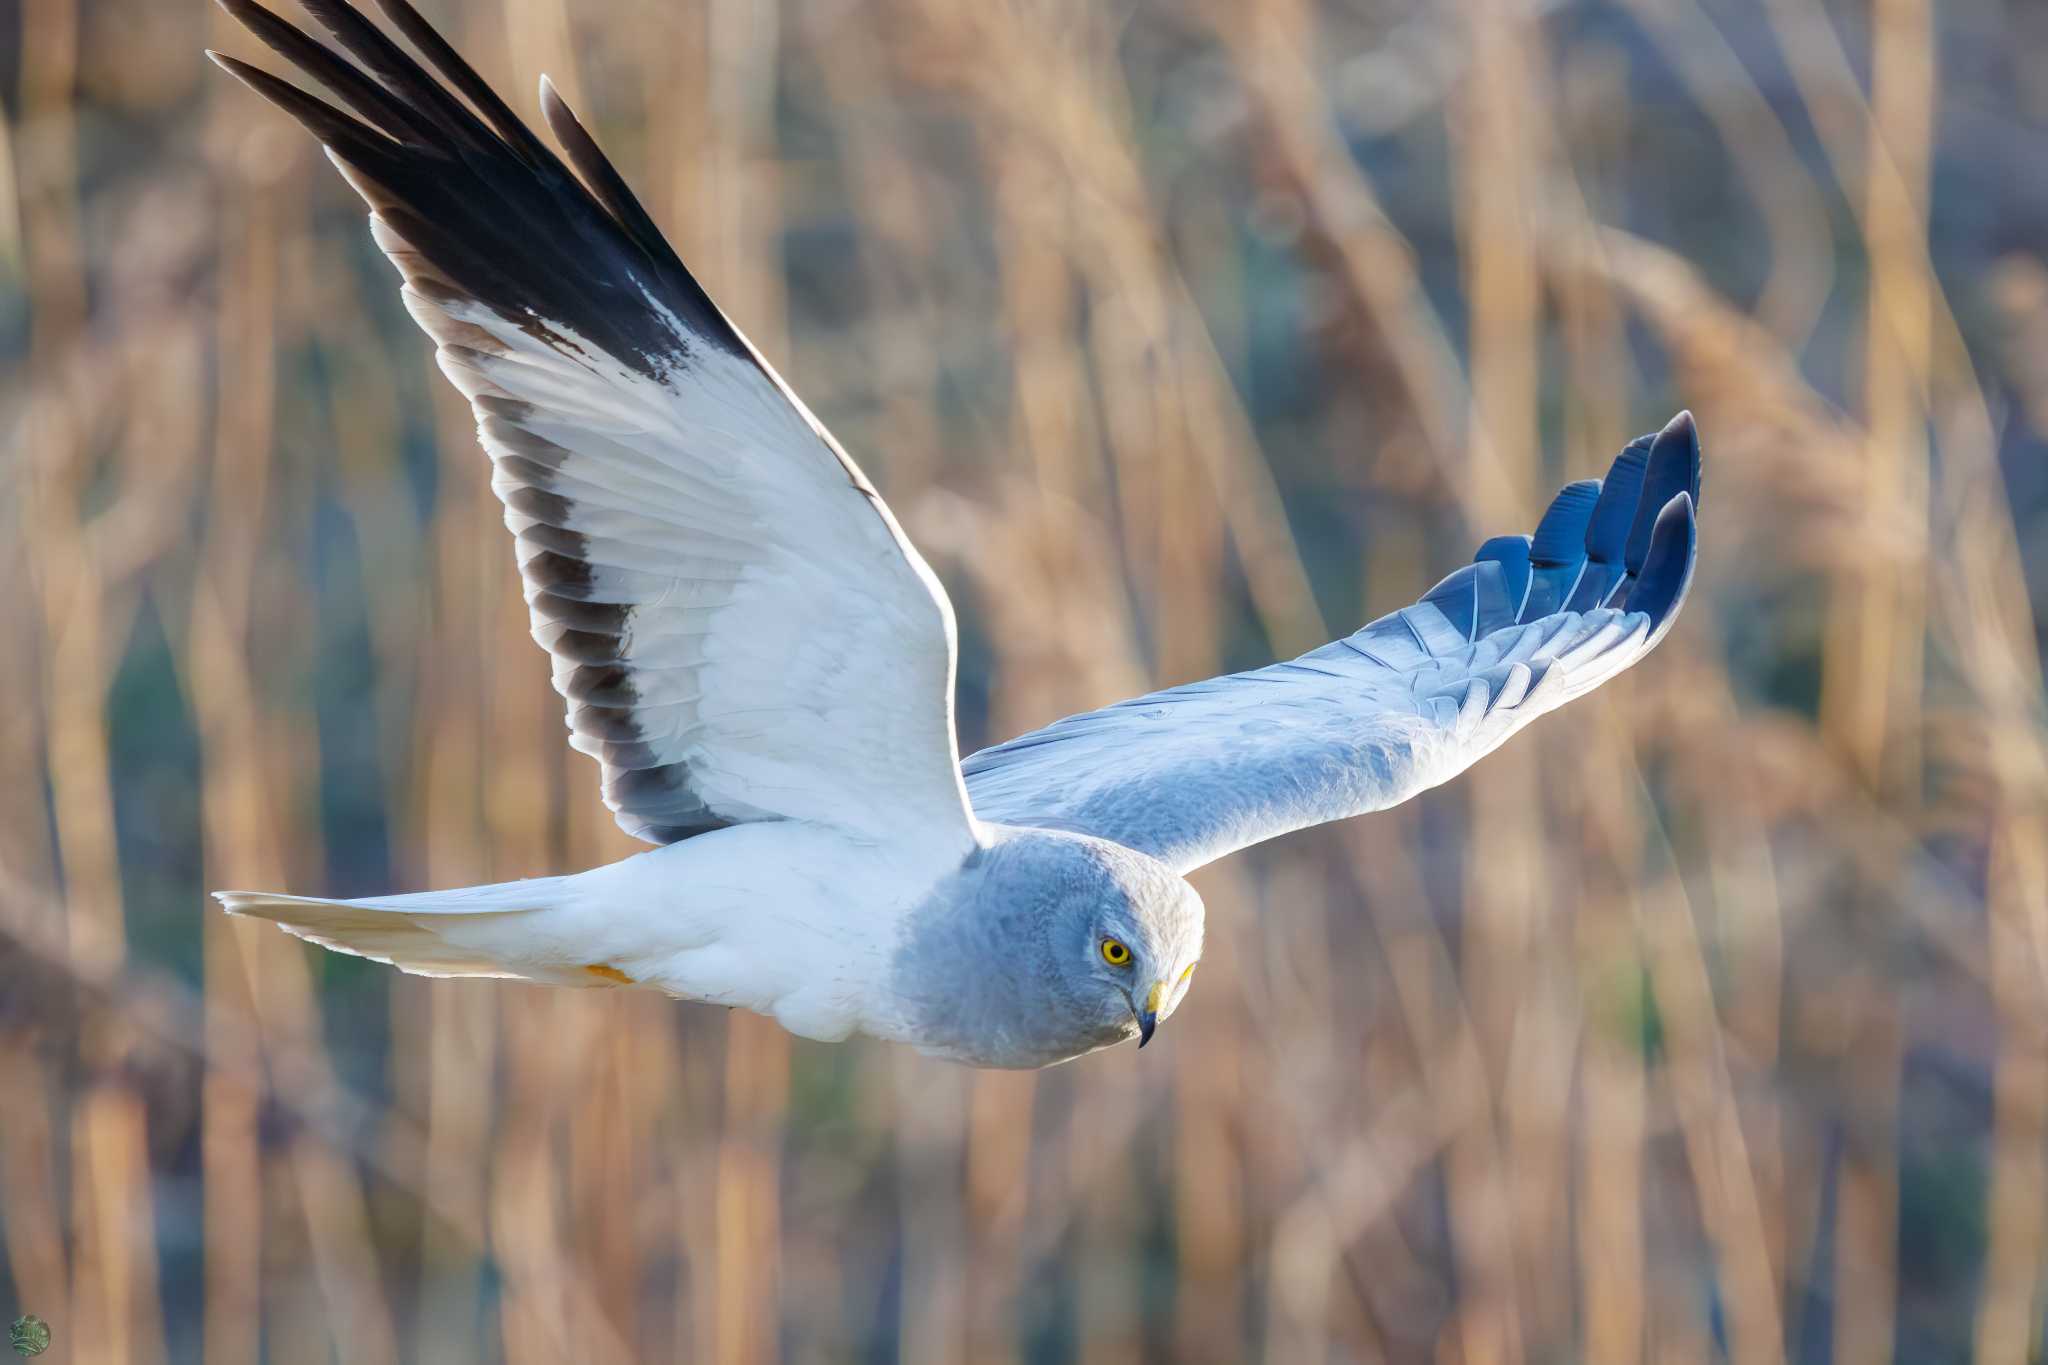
[212,0,975,852]
[963,415,1703,874]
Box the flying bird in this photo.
[208,0,1701,1069]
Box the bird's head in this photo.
[896,826,1204,1068]
[1061,851,1204,1051]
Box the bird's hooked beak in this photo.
[1135,980,1164,1048]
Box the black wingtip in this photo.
[215,0,452,148]
[1585,433,1652,567]
[206,44,384,156]
[1530,479,1602,567]
[1659,410,1701,507]
[1626,410,1703,574]
[364,0,556,166]
[1474,534,1533,616]
[1625,490,1697,638]
[534,73,679,276]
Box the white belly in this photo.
[558,821,946,1042]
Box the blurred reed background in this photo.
[3,0,2047,1360]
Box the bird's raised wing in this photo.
[964,415,1703,873]
[212,0,976,852]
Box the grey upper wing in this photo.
[962,414,1703,873]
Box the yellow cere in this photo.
[584,964,634,985]
[1100,937,1131,967]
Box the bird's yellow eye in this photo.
[1100,937,1132,967]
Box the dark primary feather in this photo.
[214,0,430,143]
[346,0,556,164]
[209,0,742,378]
[1360,410,1699,644]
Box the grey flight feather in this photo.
[963,413,1703,874]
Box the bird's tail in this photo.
[213,878,598,985]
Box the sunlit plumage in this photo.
[207,0,1700,1068]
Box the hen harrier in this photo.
[209,0,1701,1068]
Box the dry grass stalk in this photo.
[4,1,2045,1361]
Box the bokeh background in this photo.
[3,0,2047,1360]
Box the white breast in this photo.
[559,821,951,1041]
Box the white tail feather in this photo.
[213,880,590,984]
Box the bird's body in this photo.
[208,0,1702,1070]
[225,821,1201,1068]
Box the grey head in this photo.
[890,825,1206,1069]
